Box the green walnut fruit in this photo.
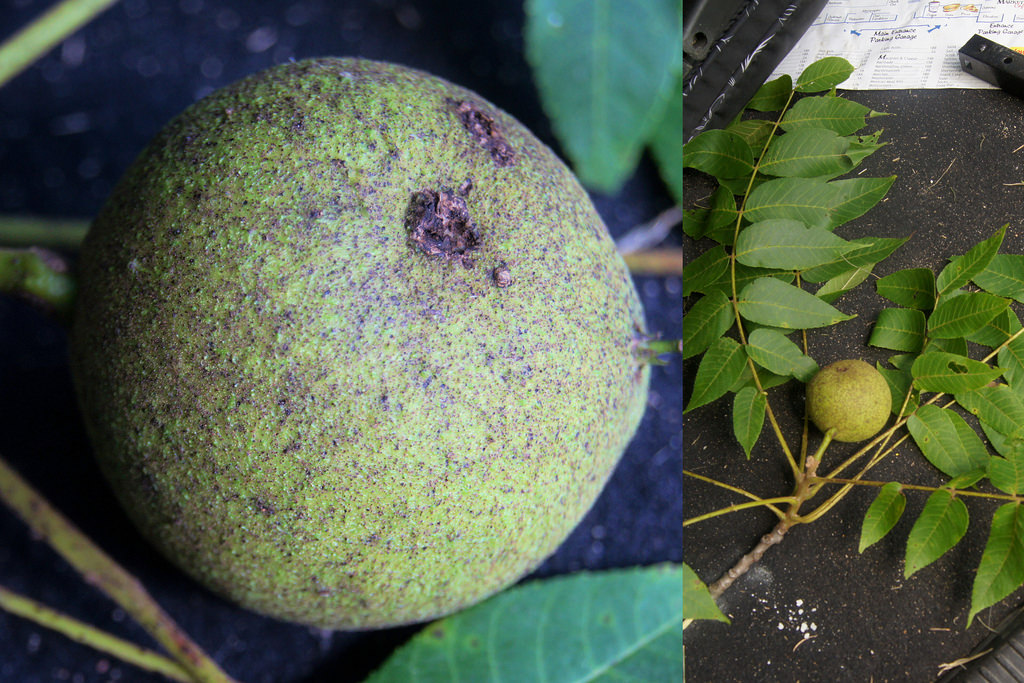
[68,58,650,630]
[806,359,891,443]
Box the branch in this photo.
[0,0,121,88]
[0,454,238,683]
[0,584,192,682]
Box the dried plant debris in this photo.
[451,100,516,167]
[406,188,481,267]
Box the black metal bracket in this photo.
[958,34,1024,99]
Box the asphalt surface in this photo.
[0,2,683,682]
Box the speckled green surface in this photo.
[69,58,649,630]
[806,360,892,443]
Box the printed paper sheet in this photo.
[770,0,1024,89]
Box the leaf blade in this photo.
[737,277,854,330]
[734,219,850,271]
[911,352,1003,394]
[904,489,969,578]
[366,564,686,682]
[860,482,906,553]
[525,0,683,192]
[733,387,767,459]
[970,504,1024,626]
[906,404,990,477]
[936,225,1007,295]
[685,337,748,413]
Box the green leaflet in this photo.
[685,337,748,413]
[367,564,687,681]
[524,0,682,193]
[800,236,906,283]
[746,74,793,112]
[795,56,855,92]
[759,128,853,178]
[968,307,1022,348]
[876,364,918,417]
[825,176,896,229]
[969,504,1024,626]
[733,386,766,459]
[780,95,873,136]
[682,245,729,297]
[684,563,729,623]
[737,277,854,329]
[743,177,832,230]
[911,352,1003,394]
[876,268,937,310]
[726,118,775,152]
[734,219,850,270]
[989,439,1024,495]
[859,482,906,553]
[974,253,1024,302]
[927,292,1009,339]
[650,71,683,204]
[683,129,755,180]
[906,404,990,478]
[699,264,793,299]
[742,176,895,232]
[936,225,1006,295]
[745,328,818,382]
[999,334,1024,389]
[904,489,969,579]
[682,290,734,359]
[956,385,1024,441]
[816,266,871,303]
[869,307,926,353]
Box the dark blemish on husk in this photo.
[492,263,512,288]
[405,188,480,268]
[450,100,516,166]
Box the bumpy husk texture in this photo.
[69,58,649,629]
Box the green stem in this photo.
[0,454,239,683]
[0,216,89,249]
[725,88,801,479]
[0,584,192,682]
[0,0,121,88]
[0,248,76,320]
[811,475,1024,502]
[683,496,796,525]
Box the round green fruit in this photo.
[806,359,891,443]
[69,58,650,629]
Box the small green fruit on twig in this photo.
[806,360,892,443]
